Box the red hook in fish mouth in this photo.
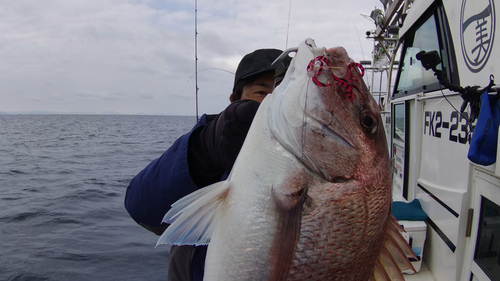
[307,56,365,102]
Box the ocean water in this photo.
[0,114,196,281]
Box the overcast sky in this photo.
[0,0,383,116]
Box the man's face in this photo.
[240,72,275,103]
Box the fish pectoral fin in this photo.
[268,175,308,281]
[272,186,307,211]
[271,171,309,211]
[156,181,232,247]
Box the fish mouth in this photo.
[316,162,355,183]
[329,176,352,183]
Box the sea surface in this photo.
[0,114,197,281]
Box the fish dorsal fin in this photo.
[156,181,231,247]
[372,215,417,280]
[372,261,391,281]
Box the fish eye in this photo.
[360,109,378,134]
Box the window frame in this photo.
[393,2,459,99]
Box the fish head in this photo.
[269,38,390,190]
[267,38,393,279]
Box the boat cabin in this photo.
[370,0,500,280]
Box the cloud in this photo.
[0,0,381,115]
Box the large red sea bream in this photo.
[157,38,416,280]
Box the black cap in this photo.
[233,49,290,88]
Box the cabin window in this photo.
[392,102,408,199]
[394,14,443,97]
[393,103,405,143]
[474,197,500,280]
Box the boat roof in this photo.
[399,0,435,39]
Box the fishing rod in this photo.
[285,0,292,49]
[194,0,199,122]
[192,0,293,120]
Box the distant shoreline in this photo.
[0,112,195,117]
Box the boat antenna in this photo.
[352,23,365,62]
[194,0,199,121]
[285,0,292,49]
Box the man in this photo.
[124,48,292,280]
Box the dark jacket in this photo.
[125,114,209,231]
[125,100,260,280]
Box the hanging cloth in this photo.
[467,91,500,165]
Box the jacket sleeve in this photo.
[124,115,208,235]
[188,99,259,187]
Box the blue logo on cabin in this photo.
[460,0,496,73]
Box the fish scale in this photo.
[290,190,388,280]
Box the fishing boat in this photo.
[365,0,500,280]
